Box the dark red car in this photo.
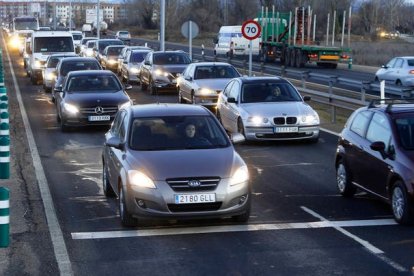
[335,99,414,225]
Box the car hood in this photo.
[241,102,314,117]
[127,147,237,180]
[65,91,130,106]
[154,64,188,74]
[193,79,231,90]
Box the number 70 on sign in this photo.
[241,20,261,40]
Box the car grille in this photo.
[166,177,220,192]
[258,132,313,139]
[273,117,297,125]
[167,202,222,212]
[79,106,118,115]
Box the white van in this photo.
[214,25,260,59]
[27,31,75,84]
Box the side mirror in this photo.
[370,141,387,159]
[303,96,311,101]
[185,76,193,81]
[123,60,127,64]
[381,65,388,69]
[105,136,124,150]
[227,97,237,104]
[144,61,150,65]
[54,86,63,93]
[124,84,132,90]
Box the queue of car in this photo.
[10,27,414,227]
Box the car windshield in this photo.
[47,57,63,68]
[395,116,414,150]
[119,31,129,36]
[194,65,240,79]
[60,61,100,76]
[129,116,229,151]
[34,37,74,53]
[67,75,121,92]
[153,53,191,65]
[130,52,149,63]
[241,82,302,103]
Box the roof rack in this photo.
[368,98,414,112]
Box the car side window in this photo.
[229,81,240,101]
[111,110,126,136]
[394,58,404,69]
[119,113,129,142]
[366,113,391,150]
[223,81,234,97]
[350,110,373,137]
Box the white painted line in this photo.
[320,127,340,136]
[2,33,73,275]
[301,206,407,273]
[71,218,396,240]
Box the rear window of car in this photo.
[60,61,100,76]
[407,59,414,66]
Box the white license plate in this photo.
[175,193,216,204]
[88,115,110,121]
[274,126,298,133]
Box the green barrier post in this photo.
[0,136,10,179]
[0,187,9,247]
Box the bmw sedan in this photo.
[55,70,132,131]
[102,104,250,227]
[176,62,241,107]
[216,77,320,142]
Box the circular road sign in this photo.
[181,20,199,39]
[241,20,261,40]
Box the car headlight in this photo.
[63,103,79,114]
[154,69,169,77]
[130,67,139,74]
[86,49,93,56]
[128,170,156,189]
[45,72,56,81]
[9,36,21,48]
[247,116,269,125]
[301,113,319,125]
[230,165,249,186]
[198,88,215,95]
[118,100,132,109]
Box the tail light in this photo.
[409,70,414,74]
[308,54,318,58]
[341,54,349,59]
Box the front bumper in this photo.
[125,178,250,220]
[244,125,320,141]
[193,95,219,107]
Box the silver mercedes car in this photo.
[216,77,320,142]
[102,104,250,227]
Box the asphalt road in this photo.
[1,35,413,275]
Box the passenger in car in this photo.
[182,123,212,147]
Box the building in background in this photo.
[0,1,127,27]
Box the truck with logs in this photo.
[258,6,351,69]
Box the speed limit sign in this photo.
[241,20,261,40]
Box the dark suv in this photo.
[335,99,414,225]
[139,50,191,95]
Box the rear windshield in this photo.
[60,61,100,76]
[98,40,124,53]
[34,36,74,53]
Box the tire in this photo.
[178,88,185,103]
[149,80,157,95]
[141,77,148,91]
[102,163,115,197]
[119,187,138,227]
[237,118,245,138]
[396,80,402,86]
[336,160,356,197]
[30,74,38,85]
[391,181,414,225]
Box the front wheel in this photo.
[119,188,139,227]
[237,118,245,138]
[336,160,356,197]
[391,181,414,225]
[178,89,185,103]
[102,163,115,197]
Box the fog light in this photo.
[137,199,145,207]
[239,195,247,204]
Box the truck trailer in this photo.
[259,6,351,69]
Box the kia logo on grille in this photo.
[95,106,104,114]
[188,180,201,187]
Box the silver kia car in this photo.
[102,104,250,227]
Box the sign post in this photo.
[242,20,261,76]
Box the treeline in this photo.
[120,0,414,38]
